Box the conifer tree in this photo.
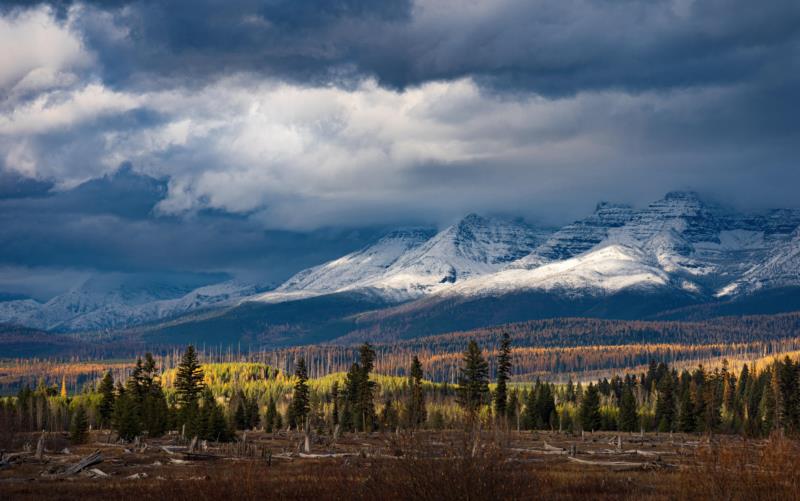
[579,383,601,432]
[619,385,638,432]
[289,358,310,430]
[175,345,204,433]
[331,381,340,427]
[507,388,521,430]
[69,405,88,444]
[655,374,675,432]
[113,390,141,442]
[355,343,377,431]
[678,386,696,432]
[494,333,512,419]
[265,395,278,433]
[457,340,490,420]
[533,382,556,429]
[97,370,115,429]
[406,356,426,428]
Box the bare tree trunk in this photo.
[35,431,45,461]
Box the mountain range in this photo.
[3,191,800,344]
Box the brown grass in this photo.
[2,432,799,500]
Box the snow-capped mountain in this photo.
[253,228,436,303]
[251,191,800,305]
[509,202,635,269]
[3,191,800,334]
[254,214,552,302]
[0,276,259,332]
[719,228,800,296]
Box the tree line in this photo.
[4,335,800,447]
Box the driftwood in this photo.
[182,452,220,461]
[87,468,109,478]
[509,448,567,456]
[567,456,659,471]
[2,451,33,467]
[60,450,103,476]
[543,441,565,452]
[297,452,359,459]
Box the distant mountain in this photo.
[255,214,552,302]
[0,274,261,332]
[3,191,800,340]
[252,191,800,305]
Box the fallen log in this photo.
[543,442,566,452]
[567,456,658,471]
[297,452,359,459]
[60,450,103,476]
[182,452,219,461]
[509,448,567,456]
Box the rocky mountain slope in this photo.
[3,191,800,334]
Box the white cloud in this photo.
[0,6,91,94]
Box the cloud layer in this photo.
[0,1,799,294]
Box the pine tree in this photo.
[97,370,115,429]
[678,385,696,433]
[494,332,512,420]
[406,356,426,428]
[355,343,377,432]
[507,388,521,430]
[113,391,141,442]
[579,383,601,432]
[341,344,377,432]
[457,340,490,420]
[331,381,340,427]
[138,353,168,437]
[534,382,556,429]
[175,345,204,433]
[176,346,204,407]
[60,375,68,398]
[655,373,675,432]
[265,395,278,433]
[69,405,88,444]
[522,385,537,429]
[619,385,638,432]
[289,358,310,430]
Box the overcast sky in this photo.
[1,0,799,297]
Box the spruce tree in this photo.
[494,332,512,419]
[534,382,556,429]
[331,381,340,427]
[655,374,675,432]
[619,385,638,432]
[113,390,141,442]
[457,340,490,420]
[507,388,520,430]
[265,395,278,433]
[289,358,310,430]
[69,405,89,444]
[579,383,601,432]
[355,343,377,432]
[406,356,427,428]
[175,345,204,433]
[97,370,115,429]
[678,385,695,432]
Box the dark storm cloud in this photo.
[9,0,796,96]
[0,167,382,296]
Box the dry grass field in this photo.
[2,429,798,500]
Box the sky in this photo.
[0,0,799,298]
